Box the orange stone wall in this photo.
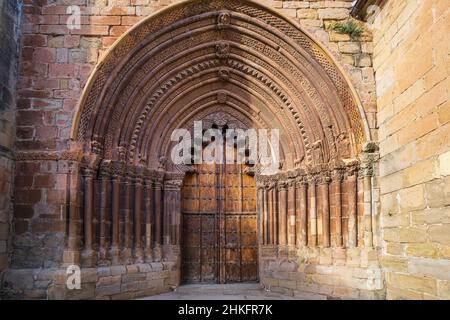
[373,0,450,299]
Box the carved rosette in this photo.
[217,11,231,28]
[218,68,230,81]
[215,42,230,60]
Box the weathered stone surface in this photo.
[110,265,126,276]
[374,0,450,300]
[408,258,450,281]
[387,273,437,296]
[3,270,34,290]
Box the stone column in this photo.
[363,165,374,248]
[163,182,171,246]
[134,173,144,262]
[319,174,331,248]
[263,183,270,245]
[271,181,279,245]
[153,175,163,261]
[81,167,96,266]
[268,183,274,245]
[308,175,318,247]
[144,173,153,262]
[347,166,358,248]
[287,179,296,246]
[121,173,133,264]
[331,168,343,247]
[296,176,308,247]
[278,181,288,246]
[110,165,123,265]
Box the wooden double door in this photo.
[181,161,258,284]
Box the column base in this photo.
[153,245,162,262]
[81,249,97,267]
[109,246,120,265]
[134,247,144,263]
[144,247,153,263]
[121,248,133,265]
[62,249,80,266]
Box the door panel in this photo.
[181,158,258,284]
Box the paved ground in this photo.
[140,283,321,300]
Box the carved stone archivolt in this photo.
[65,0,375,267]
[73,0,369,170]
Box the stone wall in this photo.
[372,0,450,299]
[260,246,384,299]
[1,261,178,299]
[0,0,22,272]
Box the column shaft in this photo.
[309,179,317,247]
[331,171,343,247]
[296,181,308,247]
[134,176,144,262]
[278,183,287,245]
[320,178,331,248]
[287,182,296,246]
[347,170,358,248]
[110,175,121,263]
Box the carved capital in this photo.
[331,168,344,182]
[295,175,308,188]
[133,167,144,185]
[164,179,183,190]
[287,178,296,188]
[307,173,318,185]
[110,161,125,180]
[317,173,331,185]
[278,181,288,191]
[345,164,359,179]
[81,166,96,178]
[256,181,265,190]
